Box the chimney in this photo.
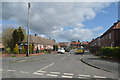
[52,39,55,42]
[35,34,37,36]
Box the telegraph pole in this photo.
[27,3,30,57]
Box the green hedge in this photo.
[101,47,120,59]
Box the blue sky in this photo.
[1,2,119,42]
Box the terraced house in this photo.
[100,20,120,47]
[89,20,120,50]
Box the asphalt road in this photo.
[1,50,118,79]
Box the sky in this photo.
[1,2,119,43]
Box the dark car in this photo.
[65,48,70,52]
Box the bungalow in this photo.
[70,42,81,48]
[21,34,58,52]
[59,42,70,48]
[81,42,89,50]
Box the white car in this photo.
[58,48,65,54]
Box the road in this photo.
[1,50,118,79]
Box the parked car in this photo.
[77,47,84,54]
[58,48,65,54]
[65,48,70,52]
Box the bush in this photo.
[13,44,19,54]
[53,45,58,51]
[101,47,120,59]
[29,43,32,54]
[21,46,25,54]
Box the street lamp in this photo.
[27,2,30,57]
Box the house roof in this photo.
[22,35,58,45]
[70,42,80,44]
[100,20,120,38]
[59,42,69,46]
[89,39,94,44]
[82,42,89,45]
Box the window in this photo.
[109,33,111,39]
[106,35,107,39]
[41,45,44,48]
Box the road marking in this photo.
[62,75,72,78]
[64,73,73,76]
[37,70,46,73]
[33,72,43,75]
[0,69,3,71]
[20,71,29,74]
[39,63,54,71]
[50,72,60,74]
[79,74,90,77]
[17,60,26,62]
[62,57,66,60]
[67,55,70,57]
[7,70,15,72]
[94,76,106,78]
[47,74,58,77]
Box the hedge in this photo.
[101,47,120,59]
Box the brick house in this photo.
[81,42,89,49]
[100,20,120,47]
[21,34,58,52]
[70,42,81,48]
[89,20,120,52]
[59,42,70,48]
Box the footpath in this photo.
[81,53,120,78]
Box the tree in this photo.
[29,43,32,54]
[78,40,80,42]
[17,27,25,43]
[53,45,58,51]
[21,46,25,54]
[13,44,19,54]
[2,28,15,51]
[13,29,18,46]
[32,44,35,53]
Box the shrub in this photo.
[101,47,120,59]
[21,46,25,54]
[13,44,19,54]
[53,45,58,51]
[29,43,32,54]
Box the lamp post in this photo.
[27,3,30,57]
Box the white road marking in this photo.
[62,75,72,78]
[47,74,58,77]
[33,72,43,75]
[39,63,54,71]
[7,70,15,72]
[62,57,66,60]
[79,74,90,77]
[0,69,3,71]
[50,72,60,74]
[67,55,70,57]
[20,71,29,74]
[64,73,73,76]
[37,70,46,73]
[17,60,26,62]
[94,76,106,78]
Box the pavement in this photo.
[81,53,120,78]
[1,50,120,80]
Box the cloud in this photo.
[2,2,111,41]
[92,26,103,31]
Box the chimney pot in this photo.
[35,34,37,36]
